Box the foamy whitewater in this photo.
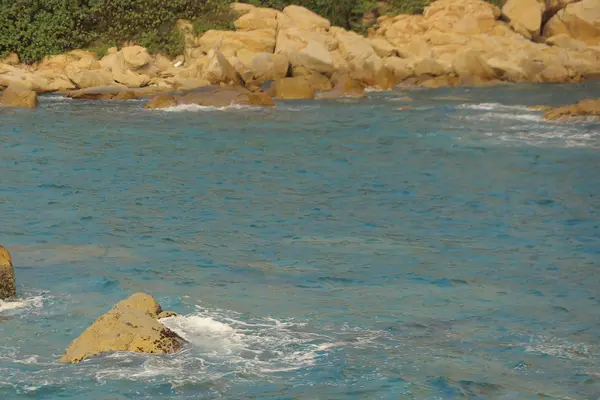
[0,83,599,399]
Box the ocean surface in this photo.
[1,83,599,399]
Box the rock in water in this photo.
[59,293,185,363]
[0,86,38,108]
[544,98,600,121]
[0,245,16,300]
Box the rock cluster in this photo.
[0,0,598,109]
[59,293,185,363]
[543,98,600,121]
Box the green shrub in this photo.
[0,0,233,62]
[193,9,236,35]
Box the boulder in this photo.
[202,50,244,86]
[272,76,316,99]
[544,98,600,121]
[384,57,415,81]
[146,95,178,109]
[1,85,38,108]
[236,50,289,84]
[121,46,152,70]
[66,68,115,89]
[234,8,279,31]
[546,33,590,50]
[452,49,497,81]
[231,2,256,16]
[59,293,185,363]
[332,27,382,83]
[502,0,545,38]
[275,29,335,75]
[368,38,398,57]
[543,0,600,45]
[539,64,571,82]
[281,5,331,31]
[0,245,15,300]
[197,29,276,57]
[373,65,398,90]
[423,0,501,35]
[316,74,365,99]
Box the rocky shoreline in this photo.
[0,0,598,112]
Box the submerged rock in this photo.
[59,293,185,363]
[543,98,600,121]
[145,85,274,109]
[0,85,38,108]
[0,245,16,300]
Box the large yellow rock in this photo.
[424,0,501,35]
[236,50,289,84]
[543,0,600,45]
[197,29,276,57]
[121,46,152,70]
[234,8,279,31]
[0,245,15,300]
[384,57,415,81]
[59,293,185,363]
[281,5,331,31]
[275,28,335,75]
[502,0,545,38]
[1,85,38,108]
[453,49,497,81]
[273,76,315,99]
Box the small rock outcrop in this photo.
[0,85,38,108]
[543,98,600,121]
[0,245,16,300]
[59,293,185,363]
[145,85,274,109]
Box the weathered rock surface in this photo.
[59,293,185,363]
[502,0,545,38]
[543,0,600,45]
[0,245,16,300]
[0,85,38,108]
[271,76,316,99]
[544,98,600,121]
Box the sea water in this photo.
[0,83,599,399]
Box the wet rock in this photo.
[145,85,275,109]
[0,85,38,108]
[59,293,185,363]
[544,98,600,121]
[67,86,163,101]
[0,245,16,300]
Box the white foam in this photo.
[158,305,350,374]
[42,95,73,102]
[525,336,593,360]
[157,104,261,113]
[0,296,44,313]
[458,102,531,111]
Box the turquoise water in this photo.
[1,83,599,399]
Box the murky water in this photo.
[1,83,599,399]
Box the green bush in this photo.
[0,0,234,62]
[193,9,237,35]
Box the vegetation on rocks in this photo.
[0,0,508,62]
